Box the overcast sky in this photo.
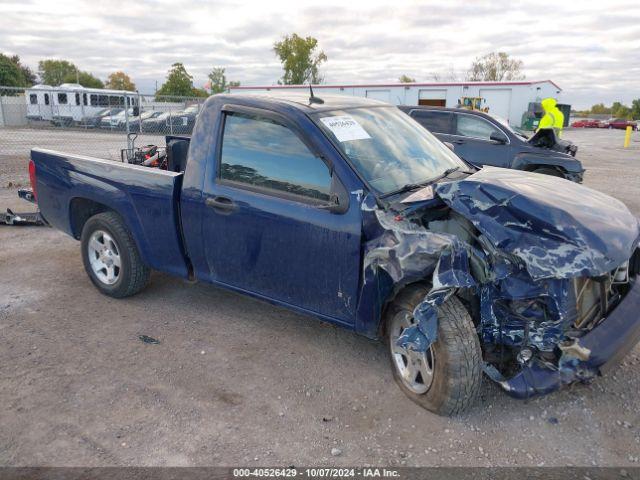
[1,0,638,108]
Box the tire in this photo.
[532,167,564,178]
[80,211,150,298]
[385,284,482,416]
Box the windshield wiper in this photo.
[380,166,461,199]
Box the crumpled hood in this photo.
[434,167,640,279]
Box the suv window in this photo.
[455,114,501,140]
[409,110,452,134]
[220,113,331,201]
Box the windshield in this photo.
[312,107,468,194]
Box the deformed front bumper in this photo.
[492,275,640,399]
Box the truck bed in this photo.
[31,148,190,278]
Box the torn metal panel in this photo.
[359,193,477,352]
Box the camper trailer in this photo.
[25,84,55,122]
[25,84,138,126]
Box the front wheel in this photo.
[385,284,482,416]
[81,211,150,298]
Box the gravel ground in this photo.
[1,128,639,467]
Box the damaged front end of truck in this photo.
[362,167,640,399]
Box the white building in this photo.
[230,80,562,128]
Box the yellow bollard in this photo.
[624,125,632,148]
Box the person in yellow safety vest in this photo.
[537,97,564,137]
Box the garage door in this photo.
[418,89,447,107]
[479,89,512,122]
[366,90,391,102]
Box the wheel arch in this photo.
[69,197,114,240]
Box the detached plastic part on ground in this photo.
[361,167,640,399]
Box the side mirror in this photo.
[490,131,507,144]
[443,141,455,151]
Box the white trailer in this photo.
[230,80,562,128]
[25,84,139,125]
[25,84,56,121]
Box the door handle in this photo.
[205,196,237,213]
[452,139,465,144]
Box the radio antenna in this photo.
[309,84,324,104]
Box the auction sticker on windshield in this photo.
[320,115,371,142]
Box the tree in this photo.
[631,99,640,120]
[105,71,136,91]
[62,70,104,88]
[590,103,610,115]
[207,67,241,94]
[432,65,458,82]
[0,53,35,87]
[191,87,209,98]
[38,59,78,86]
[156,63,195,99]
[398,74,416,83]
[466,52,525,81]
[273,34,327,85]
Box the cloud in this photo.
[0,0,638,108]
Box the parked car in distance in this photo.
[79,108,124,128]
[165,105,200,134]
[26,94,640,416]
[601,118,638,130]
[571,118,600,128]
[118,110,164,131]
[399,106,584,182]
[99,108,135,129]
[141,111,171,133]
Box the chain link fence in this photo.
[0,85,207,187]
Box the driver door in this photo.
[449,113,513,168]
[200,107,362,323]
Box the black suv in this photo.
[399,106,584,182]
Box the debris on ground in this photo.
[138,335,160,344]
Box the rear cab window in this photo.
[409,110,453,134]
[218,113,331,202]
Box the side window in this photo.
[410,110,452,134]
[455,115,501,140]
[29,94,37,105]
[75,92,80,105]
[58,93,68,104]
[90,94,97,106]
[220,113,331,202]
[83,93,87,106]
[98,95,108,107]
[44,93,50,105]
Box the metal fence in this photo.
[0,85,208,186]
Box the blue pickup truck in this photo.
[28,93,640,415]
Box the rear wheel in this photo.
[385,284,482,416]
[81,211,150,298]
